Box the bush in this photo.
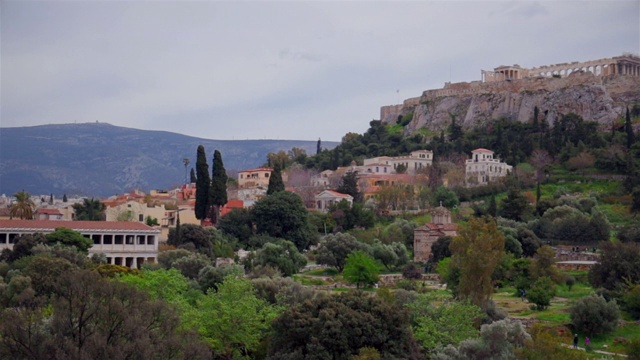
[623,285,640,320]
[526,277,557,310]
[570,294,620,336]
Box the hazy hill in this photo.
[0,123,337,197]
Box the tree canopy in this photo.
[72,198,106,221]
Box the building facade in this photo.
[0,220,159,269]
[314,190,353,212]
[364,150,433,174]
[465,148,512,186]
[413,206,458,262]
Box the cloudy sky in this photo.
[2,1,639,141]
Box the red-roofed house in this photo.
[314,190,353,212]
[413,206,458,262]
[34,208,64,221]
[0,220,160,268]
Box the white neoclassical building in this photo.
[0,219,159,268]
[465,148,512,186]
[364,150,433,174]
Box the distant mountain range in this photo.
[0,123,337,197]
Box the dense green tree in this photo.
[526,276,557,310]
[62,193,68,202]
[329,200,375,231]
[267,162,285,195]
[570,294,620,337]
[450,217,505,307]
[316,138,322,155]
[488,194,497,217]
[618,223,640,243]
[408,293,483,352]
[168,224,213,256]
[197,264,244,293]
[337,171,361,202]
[72,197,106,221]
[316,232,370,272]
[499,188,531,221]
[190,167,197,183]
[172,253,213,279]
[195,145,211,221]
[250,240,307,276]
[0,269,211,359]
[589,242,640,292]
[218,208,254,245]
[429,236,452,264]
[343,250,381,288]
[4,233,48,262]
[251,191,315,251]
[209,149,227,225]
[9,190,35,220]
[268,291,419,359]
[432,185,459,208]
[45,227,93,253]
[251,276,316,306]
[190,276,281,358]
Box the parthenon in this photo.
[482,53,640,82]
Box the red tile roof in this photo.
[0,220,158,232]
[472,148,494,153]
[35,208,63,215]
[323,190,352,198]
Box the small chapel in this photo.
[413,205,458,263]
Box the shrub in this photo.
[623,284,640,320]
[526,277,556,310]
[570,294,620,336]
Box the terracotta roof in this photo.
[35,208,63,215]
[472,148,494,153]
[0,220,159,233]
[323,190,352,198]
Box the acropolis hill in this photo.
[381,53,640,135]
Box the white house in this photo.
[314,190,353,212]
[363,150,433,174]
[465,148,512,186]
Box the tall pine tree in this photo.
[195,145,211,221]
[267,162,285,195]
[190,168,197,183]
[209,149,228,225]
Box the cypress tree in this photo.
[626,107,635,149]
[195,145,211,221]
[209,149,228,225]
[62,194,68,203]
[190,168,197,183]
[49,193,54,205]
[175,211,182,244]
[533,106,540,132]
[316,138,322,155]
[488,194,497,217]
[267,162,285,195]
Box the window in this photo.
[139,214,144,222]
[265,173,269,178]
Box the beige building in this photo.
[105,200,166,223]
[0,219,159,268]
[465,148,512,187]
[238,167,273,189]
[364,150,433,174]
[413,206,457,263]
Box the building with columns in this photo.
[482,53,640,82]
[0,220,159,269]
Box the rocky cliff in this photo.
[381,72,640,136]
